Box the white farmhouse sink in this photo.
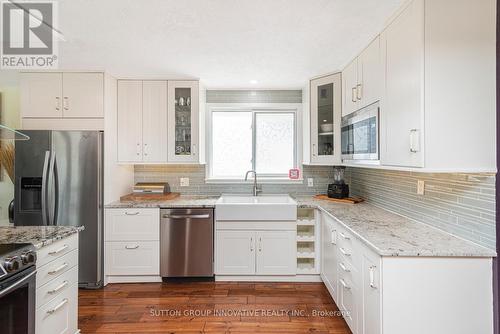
[215,194,297,221]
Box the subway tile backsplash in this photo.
[134,165,334,196]
[347,168,496,250]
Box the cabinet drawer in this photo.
[105,241,159,275]
[37,266,78,309]
[105,208,159,241]
[37,250,78,288]
[36,282,78,334]
[37,234,78,268]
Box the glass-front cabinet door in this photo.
[310,73,342,165]
[167,81,200,162]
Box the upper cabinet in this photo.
[21,72,104,120]
[117,79,203,164]
[167,81,200,163]
[342,37,382,117]
[309,73,342,165]
[339,0,496,172]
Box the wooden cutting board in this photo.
[120,192,180,202]
[314,194,364,204]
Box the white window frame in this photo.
[206,103,303,183]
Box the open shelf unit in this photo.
[296,208,320,275]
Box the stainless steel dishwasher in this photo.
[160,208,214,278]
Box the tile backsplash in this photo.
[134,165,334,196]
[348,167,496,250]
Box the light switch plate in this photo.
[180,177,190,187]
[307,178,314,187]
[417,180,425,195]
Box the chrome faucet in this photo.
[245,170,261,196]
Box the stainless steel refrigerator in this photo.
[14,130,103,288]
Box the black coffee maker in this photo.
[328,166,349,199]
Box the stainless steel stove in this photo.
[0,243,37,334]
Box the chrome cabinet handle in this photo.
[369,265,377,289]
[136,143,141,156]
[312,144,316,157]
[48,244,68,255]
[250,237,254,252]
[351,87,357,103]
[330,229,337,245]
[63,96,69,110]
[143,143,148,156]
[339,247,351,256]
[339,232,350,240]
[356,84,363,100]
[48,262,68,275]
[125,245,139,250]
[339,262,350,272]
[258,237,262,252]
[192,144,196,156]
[55,97,61,111]
[410,129,420,153]
[48,280,68,294]
[339,278,351,290]
[162,214,210,219]
[125,211,140,216]
[47,298,68,315]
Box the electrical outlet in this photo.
[180,177,190,187]
[417,180,425,195]
[307,178,314,187]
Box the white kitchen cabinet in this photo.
[21,72,104,120]
[105,241,160,276]
[361,252,381,334]
[309,73,342,165]
[256,230,296,275]
[338,270,359,333]
[321,213,338,302]
[143,81,168,162]
[357,37,381,109]
[36,283,78,334]
[61,73,104,118]
[21,73,63,118]
[167,81,200,163]
[117,80,143,162]
[216,230,256,275]
[380,0,424,168]
[342,37,381,118]
[105,208,160,241]
[342,60,358,117]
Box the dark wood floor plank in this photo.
[79,282,351,334]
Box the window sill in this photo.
[205,178,304,185]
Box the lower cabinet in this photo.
[215,223,296,276]
[320,211,493,334]
[104,208,161,283]
[35,234,79,334]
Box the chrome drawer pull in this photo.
[48,244,68,255]
[339,262,350,272]
[339,232,350,240]
[125,211,140,216]
[47,298,68,315]
[369,265,377,289]
[48,281,68,294]
[48,263,68,275]
[339,278,351,290]
[125,245,139,250]
[330,229,337,245]
[339,247,351,256]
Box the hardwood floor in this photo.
[79,282,352,333]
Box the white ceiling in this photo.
[3,0,405,88]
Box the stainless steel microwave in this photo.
[341,102,379,161]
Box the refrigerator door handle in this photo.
[41,151,51,226]
[48,152,59,226]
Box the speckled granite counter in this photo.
[295,196,496,257]
[0,225,84,249]
[105,194,495,257]
[105,195,218,209]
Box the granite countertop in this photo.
[0,226,84,249]
[105,194,495,258]
[295,196,496,257]
[105,195,218,208]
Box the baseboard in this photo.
[105,275,162,283]
[215,275,322,282]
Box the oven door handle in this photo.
[0,270,36,298]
